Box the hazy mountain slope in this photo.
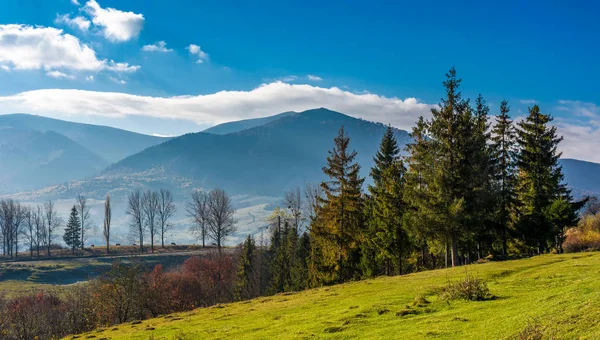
[202,111,296,135]
[0,127,108,193]
[560,158,600,197]
[102,108,410,197]
[0,114,168,163]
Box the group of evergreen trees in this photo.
[235,68,580,294]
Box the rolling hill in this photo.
[0,114,168,163]
[71,252,600,339]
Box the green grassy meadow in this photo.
[70,252,600,339]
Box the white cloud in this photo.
[0,82,432,132]
[71,0,81,5]
[108,76,126,84]
[141,41,172,52]
[46,70,75,79]
[54,14,91,31]
[0,24,139,74]
[0,65,9,71]
[83,0,144,42]
[86,75,94,81]
[554,119,600,162]
[556,100,599,118]
[307,74,323,81]
[520,99,537,105]
[186,44,209,63]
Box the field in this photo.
[0,246,219,297]
[70,252,600,339]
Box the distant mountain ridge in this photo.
[0,114,168,163]
[559,158,600,197]
[0,127,108,193]
[202,111,296,135]
[0,114,170,193]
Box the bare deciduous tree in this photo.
[157,189,176,248]
[24,207,35,257]
[35,205,45,257]
[103,195,111,255]
[76,195,91,249]
[44,200,61,257]
[127,190,146,254]
[284,187,304,232]
[206,188,237,254]
[304,182,323,227]
[142,190,160,253]
[187,190,209,248]
[0,200,26,258]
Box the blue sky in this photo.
[0,0,598,160]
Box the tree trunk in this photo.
[502,225,507,256]
[397,253,402,275]
[450,232,459,267]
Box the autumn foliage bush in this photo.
[0,252,237,340]
[563,214,600,253]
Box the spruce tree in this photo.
[268,221,291,293]
[63,205,81,254]
[312,126,365,283]
[491,100,517,255]
[290,232,310,291]
[427,67,471,267]
[466,95,495,259]
[403,116,440,269]
[365,126,407,275]
[516,105,567,252]
[235,235,257,301]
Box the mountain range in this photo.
[0,114,167,193]
[1,109,598,202]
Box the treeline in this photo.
[0,199,64,258]
[235,68,582,295]
[0,186,240,259]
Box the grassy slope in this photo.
[72,253,600,339]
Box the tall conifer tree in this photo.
[235,235,257,300]
[428,67,472,267]
[403,117,440,268]
[516,105,567,252]
[364,126,407,275]
[63,205,81,254]
[491,100,517,255]
[312,126,365,283]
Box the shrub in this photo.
[513,319,555,340]
[438,274,492,301]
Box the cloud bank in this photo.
[0,82,433,131]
